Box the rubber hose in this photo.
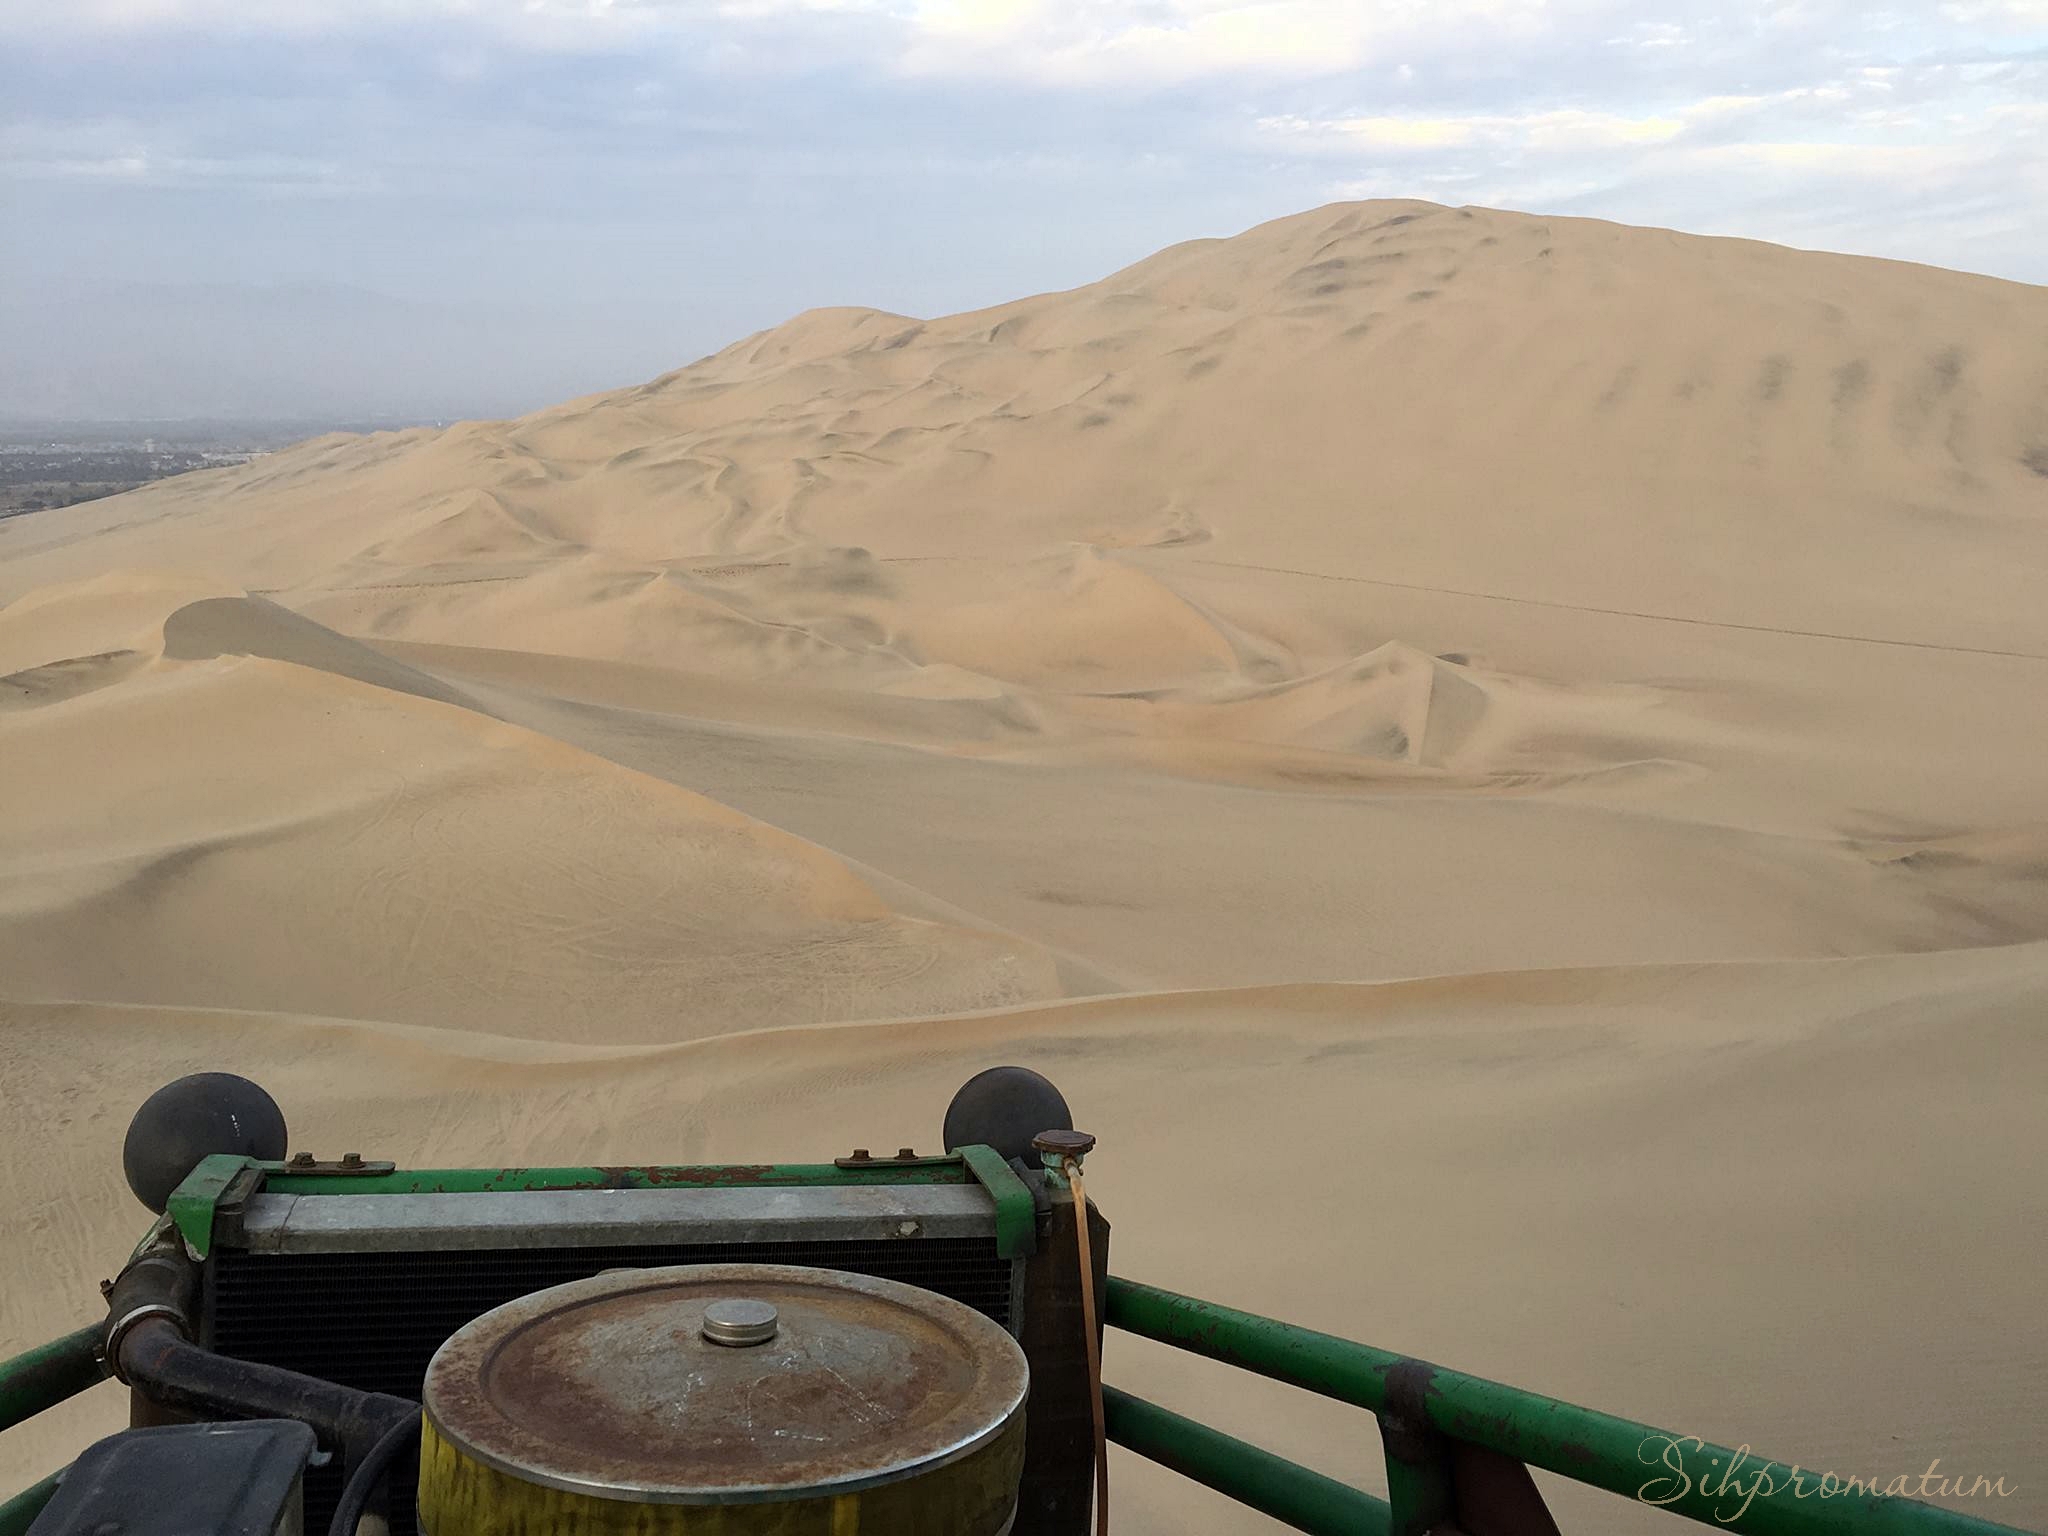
[329,1408,423,1536]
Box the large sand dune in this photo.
[2,201,2045,1529]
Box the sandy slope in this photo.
[2,201,2045,1528]
[0,578,1061,1037]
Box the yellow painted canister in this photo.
[416,1263,1028,1536]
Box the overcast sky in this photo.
[3,0,2043,420]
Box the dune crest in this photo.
[0,572,1066,1040]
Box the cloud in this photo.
[0,117,365,192]
[1939,0,2048,24]
[2,0,2042,419]
[1692,141,1978,174]
[3,0,1563,83]
[898,0,1393,84]
[8,153,359,188]
[1260,108,1689,153]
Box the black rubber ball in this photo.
[122,1073,288,1213]
[942,1066,1072,1164]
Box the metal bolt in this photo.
[896,1147,917,1159]
[340,1152,363,1168]
[289,1153,315,1167]
[848,1148,871,1162]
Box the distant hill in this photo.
[8,199,2044,652]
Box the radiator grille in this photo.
[206,1236,1015,1535]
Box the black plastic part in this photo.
[123,1074,288,1214]
[942,1065,1073,1165]
[27,1420,314,1535]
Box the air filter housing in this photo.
[418,1263,1028,1534]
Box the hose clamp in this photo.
[103,1304,187,1383]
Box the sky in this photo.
[2,0,2044,420]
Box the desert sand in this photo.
[2,200,2045,1531]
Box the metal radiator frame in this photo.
[146,1149,1103,1536]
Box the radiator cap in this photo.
[418,1262,1028,1532]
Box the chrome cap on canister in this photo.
[699,1297,779,1347]
[417,1262,1029,1534]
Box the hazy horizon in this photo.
[5,1,2045,420]
[9,199,2048,427]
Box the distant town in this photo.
[0,418,443,520]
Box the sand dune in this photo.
[11,202,2046,649]
[3,944,2043,1530]
[0,580,1061,1037]
[2,200,2046,1529]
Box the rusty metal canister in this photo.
[416,1263,1028,1535]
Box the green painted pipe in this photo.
[1104,1384,1391,1536]
[0,1329,102,1435]
[1105,1279,2032,1536]
[0,1468,63,1536]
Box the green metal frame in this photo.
[0,1330,99,1440]
[7,1171,2037,1536]
[952,1145,1036,1259]
[1103,1278,2034,1536]
[0,1471,63,1536]
[163,1148,1040,1260]
[0,1330,96,1536]
[1105,1384,1392,1535]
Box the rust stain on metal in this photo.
[596,1164,779,1187]
[1381,1358,1445,1465]
[1383,1358,1443,1404]
[424,1263,1027,1499]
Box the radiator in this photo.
[197,1186,1025,1534]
